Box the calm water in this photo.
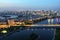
[4,27,56,40]
[36,18,60,24]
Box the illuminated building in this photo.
[8,18,15,26]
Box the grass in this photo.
[54,28,60,40]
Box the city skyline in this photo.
[0,0,60,11]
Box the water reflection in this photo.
[56,18,59,24]
[36,18,60,24]
[48,19,54,24]
[51,19,53,24]
[48,19,51,24]
[48,18,59,24]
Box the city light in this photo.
[1,30,7,34]
[20,22,22,25]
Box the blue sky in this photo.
[0,0,60,10]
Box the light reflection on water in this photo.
[36,18,60,24]
[48,19,54,24]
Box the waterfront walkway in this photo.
[25,24,60,27]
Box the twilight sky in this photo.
[0,0,60,10]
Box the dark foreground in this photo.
[55,28,60,40]
[0,26,60,40]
